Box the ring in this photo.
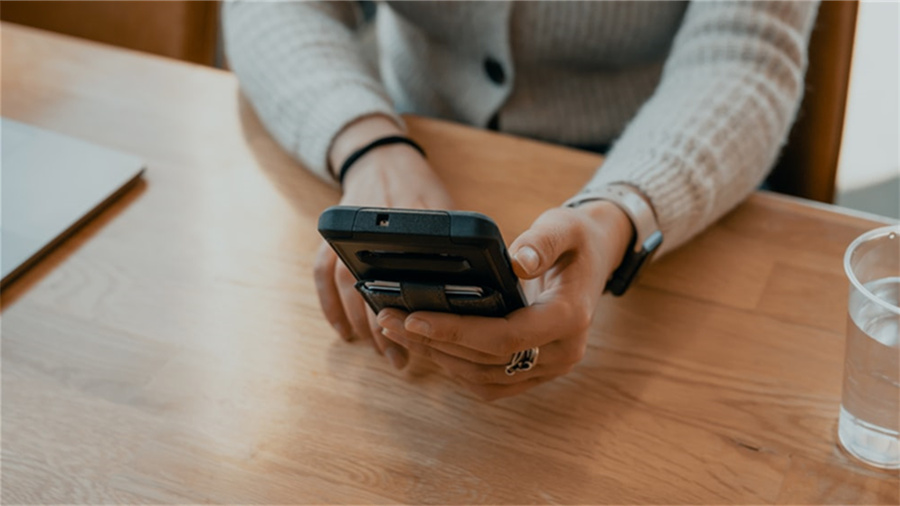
[505,347,540,376]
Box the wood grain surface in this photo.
[2,23,898,504]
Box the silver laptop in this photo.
[1,118,145,288]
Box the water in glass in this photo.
[838,276,900,469]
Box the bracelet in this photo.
[338,135,426,185]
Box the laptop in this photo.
[1,118,145,288]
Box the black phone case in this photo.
[318,206,527,317]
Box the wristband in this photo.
[565,184,664,296]
[338,136,426,185]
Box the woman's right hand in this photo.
[314,115,455,370]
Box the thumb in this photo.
[508,209,579,279]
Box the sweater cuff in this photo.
[577,152,698,255]
[297,86,404,183]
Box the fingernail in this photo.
[405,317,431,336]
[377,314,403,332]
[514,247,540,275]
[333,322,352,341]
[385,345,408,370]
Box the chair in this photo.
[0,1,220,66]
[767,0,859,203]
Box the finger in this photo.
[368,306,384,349]
[454,374,558,402]
[384,328,572,386]
[508,208,583,279]
[381,327,507,365]
[402,300,593,357]
[377,307,410,323]
[381,316,584,368]
[372,308,408,369]
[314,242,353,341]
[335,261,376,348]
[378,309,506,364]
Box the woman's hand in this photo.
[377,201,633,400]
[314,115,455,370]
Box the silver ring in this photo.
[505,347,540,376]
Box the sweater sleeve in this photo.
[578,1,819,253]
[222,0,402,183]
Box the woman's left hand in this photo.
[377,201,633,401]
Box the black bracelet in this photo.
[338,136,426,185]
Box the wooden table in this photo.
[2,23,898,504]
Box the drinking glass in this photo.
[838,224,900,469]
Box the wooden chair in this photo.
[0,1,220,66]
[767,0,859,203]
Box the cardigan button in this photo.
[487,113,500,130]
[483,57,506,85]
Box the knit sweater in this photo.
[223,1,818,252]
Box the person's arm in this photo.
[222,1,403,181]
[378,1,822,399]
[580,1,820,254]
[225,2,456,367]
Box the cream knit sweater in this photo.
[223,1,818,252]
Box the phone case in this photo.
[318,206,527,317]
[355,281,509,316]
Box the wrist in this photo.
[340,143,427,191]
[576,200,634,276]
[328,114,405,177]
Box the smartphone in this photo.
[317,206,527,317]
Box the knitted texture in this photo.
[223,1,818,251]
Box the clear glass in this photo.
[838,224,900,469]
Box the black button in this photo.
[483,57,506,85]
[487,114,500,131]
